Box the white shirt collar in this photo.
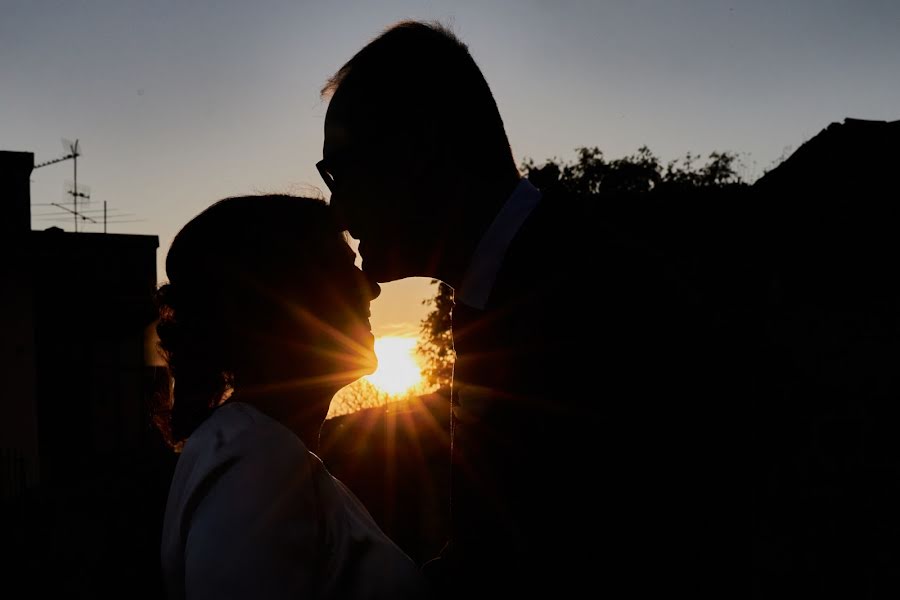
[457,178,542,310]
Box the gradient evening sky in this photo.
[3,0,899,338]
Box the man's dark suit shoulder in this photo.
[484,184,742,591]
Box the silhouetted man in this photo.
[319,21,730,598]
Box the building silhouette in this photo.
[1,150,171,598]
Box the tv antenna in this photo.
[33,138,91,232]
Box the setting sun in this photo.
[365,337,423,396]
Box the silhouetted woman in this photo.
[156,195,430,599]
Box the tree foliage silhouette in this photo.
[415,281,455,391]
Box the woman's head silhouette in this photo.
[155,194,378,447]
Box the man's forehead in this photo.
[324,91,390,153]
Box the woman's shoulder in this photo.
[186,401,307,457]
[163,402,318,540]
[173,402,312,495]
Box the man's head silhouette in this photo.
[321,20,521,284]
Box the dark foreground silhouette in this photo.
[573,117,900,597]
[3,118,900,598]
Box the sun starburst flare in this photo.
[365,336,424,396]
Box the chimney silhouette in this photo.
[1,151,34,236]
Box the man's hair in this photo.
[322,20,515,172]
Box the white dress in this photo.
[160,401,430,600]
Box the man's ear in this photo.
[387,125,432,183]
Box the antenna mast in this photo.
[33,139,91,232]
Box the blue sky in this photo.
[3,0,899,336]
